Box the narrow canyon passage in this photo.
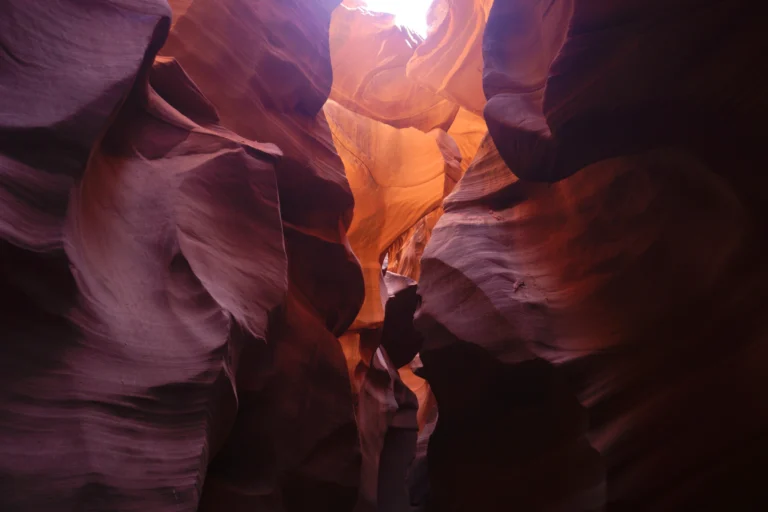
[1,0,767,511]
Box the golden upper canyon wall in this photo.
[325,100,460,330]
[330,5,458,131]
[406,0,494,115]
[326,5,490,509]
[328,2,489,332]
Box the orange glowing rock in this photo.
[324,99,461,330]
[330,4,459,131]
[406,0,494,115]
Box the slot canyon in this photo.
[1,0,767,510]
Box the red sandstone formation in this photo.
[2,0,363,510]
[160,1,365,508]
[415,0,768,510]
[406,0,493,115]
[330,5,458,132]
[2,0,767,510]
[324,98,460,331]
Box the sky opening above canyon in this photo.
[362,0,432,38]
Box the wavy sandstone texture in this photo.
[325,99,460,331]
[386,107,486,281]
[3,0,767,511]
[329,5,458,132]
[1,0,364,510]
[406,0,493,115]
[324,92,458,509]
[416,0,768,511]
[159,1,367,509]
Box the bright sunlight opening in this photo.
[362,0,433,39]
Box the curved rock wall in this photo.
[3,0,767,510]
[416,0,768,510]
[2,0,364,510]
[159,2,367,508]
[329,6,458,132]
[406,0,493,115]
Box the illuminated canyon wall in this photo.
[1,0,766,511]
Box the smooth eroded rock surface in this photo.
[0,4,289,504]
[417,0,768,504]
[2,0,364,510]
[160,0,366,508]
[325,99,460,330]
[406,0,493,115]
[330,5,458,132]
[4,0,767,510]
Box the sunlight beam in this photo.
[362,0,433,38]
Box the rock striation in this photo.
[2,0,365,510]
[415,0,768,510]
[3,0,767,511]
[329,5,458,132]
